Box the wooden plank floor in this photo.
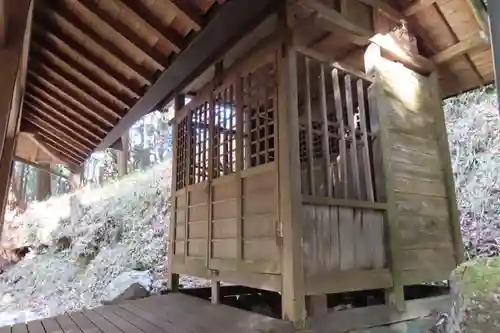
[1,293,294,333]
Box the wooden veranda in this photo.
[0,293,294,333]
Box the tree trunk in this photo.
[118,132,129,177]
[36,164,51,201]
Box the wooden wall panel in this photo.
[302,204,385,279]
[377,58,461,285]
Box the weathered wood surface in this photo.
[377,58,458,285]
[0,293,294,333]
[302,204,385,276]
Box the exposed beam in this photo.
[97,0,282,150]
[41,3,153,85]
[0,0,5,46]
[14,156,69,179]
[467,0,490,38]
[24,114,92,153]
[299,0,434,75]
[404,0,436,16]
[120,0,186,53]
[24,101,100,146]
[30,59,124,119]
[31,42,132,110]
[431,31,489,64]
[27,71,115,128]
[165,0,204,31]
[77,0,168,69]
[32,24,144,96]
[26,85,107,135]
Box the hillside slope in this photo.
[0,162,205,326]
[444,88,500,259]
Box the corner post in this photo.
[0,0,34,237]
[167,94,185,292]
[365,43,405,311]
[429,72,464,265]
[277,6,306,326]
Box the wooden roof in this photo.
[19,0,225,169]
[15,0,493,169]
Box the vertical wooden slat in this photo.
[167,94,184,291]
[235,78,244,266]
[357,79,374,201]
[319,64,332,197]
[332,69,348,198]
[345,75,361,199]
[207,91,215,268]
[184,111,193,261]
[305,57,316,196]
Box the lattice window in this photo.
[175,117,188,190]
[212,84,236,178]
[190,101,210,184]
[242,62,276,169]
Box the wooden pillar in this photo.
[70,171,82,191]
[118,132,129,177]
[365,43,405,311]
[36,163,51,201]
[0,0,34,238]
[278,36,306,325]
[167,93,185,291]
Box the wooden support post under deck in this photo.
[0,0,33,238]
[167,94,185,292]
[69,171,82,190]
[278,42,306,325]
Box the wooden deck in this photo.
[1,293,294,333]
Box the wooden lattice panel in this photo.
[241,61,276,169]
[189,100,210,184]
[175,117,187,190]
[212,83,236,178]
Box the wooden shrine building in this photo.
[0,0,497,331]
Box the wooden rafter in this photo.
[431,31,489,64]
[24,97,102,142]
[30,58,124,119]
[26,86,107,135]
[34,132,85,164]
[98,0,282,149]
[404,0,436,16]
[42,3,153,85]
[76,0,168,69]
[164,0,203,32]
[24,122,87,163]
[32,24,144,96]
[121,0,186,53]
[25,103,99,148]
[24,103,97,146]
[31,41,132,109]
[27,71,115,128]
[432,2,484,84]
[298,0,434,75]
[24,114,92,154]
